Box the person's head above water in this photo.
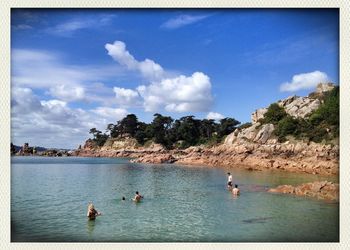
[122,197,125,200]
[136,191,139,195]
[235,184,238,188]
[88,202,94,210]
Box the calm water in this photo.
[11,156,339,242]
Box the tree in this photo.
[274,115,298,141]
[177,116,201,147]
[134,122,148,144]
[89,128,108,146]
[120,114,138,137]
[199,119,217,139]
[89,128,100,139]
[150,113,173,147]
[310,86,339,127]
[261,103,287,125]
[218,117,240,137]
[106,123,115,137]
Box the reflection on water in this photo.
[86,220,95,235]
[11,156,339,242]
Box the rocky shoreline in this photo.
[74,121,339,177]
[74,83,339,177]
[268,181,339,201]
[74,138,338,176]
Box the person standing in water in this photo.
[232,184,240,196]
[87,202,101,220]
[227,172,233,188]
[132,191,143,202]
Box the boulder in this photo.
[253,124,274,143]
[251,108,268,123]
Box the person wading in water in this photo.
[87,202,101,220]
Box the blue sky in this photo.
[11,9,339,148]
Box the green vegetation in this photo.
[261,86,339,143]
[259,103,287,125]
[89,114,241,149]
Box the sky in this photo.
[11,8,339,149]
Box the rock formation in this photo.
[251,108,268,123]
[316,82,335,93]
[251,83,335,123]
[268,181,339,201]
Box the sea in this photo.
[11,156,339,242]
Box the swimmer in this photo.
[87,202,101,220]
[232,184,240,196]
[227,172,233,188]
[132,191,143,202]
[122,196,126,201]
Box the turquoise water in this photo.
[11,156,339,242]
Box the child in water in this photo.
[87,202,101,220]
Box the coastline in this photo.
[71,144,339,202]
[73,141,339,176]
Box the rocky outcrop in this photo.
[268,181,339,201]
[251,83,335,123]
[224,123,274,145]
[74,137,166,158]
[251,108,268,123]
[253,124,274,143]
[129,140,338,176]
[316,82,335,93]
[131,153,176,164]
[83,139,96,150]
[181,142,338,175]
[279,95,321,119]
[101,137,139,151]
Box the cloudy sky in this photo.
[11,9,339,149]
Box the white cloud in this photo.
[105,41,164,80]
[11,86,42,114]
[12,48,127,105]
[137,72,213,112]
[49,84,85,101]
[106,41,214,113]
[280,71,329,92]
[91,107,128,119]
[41,99,67,108]
[206,112,224,120]
[52,20,90,33]
[113,87,140,106]
[48,15,117,36]
[161,14,210,29]
[11,86,129,149]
